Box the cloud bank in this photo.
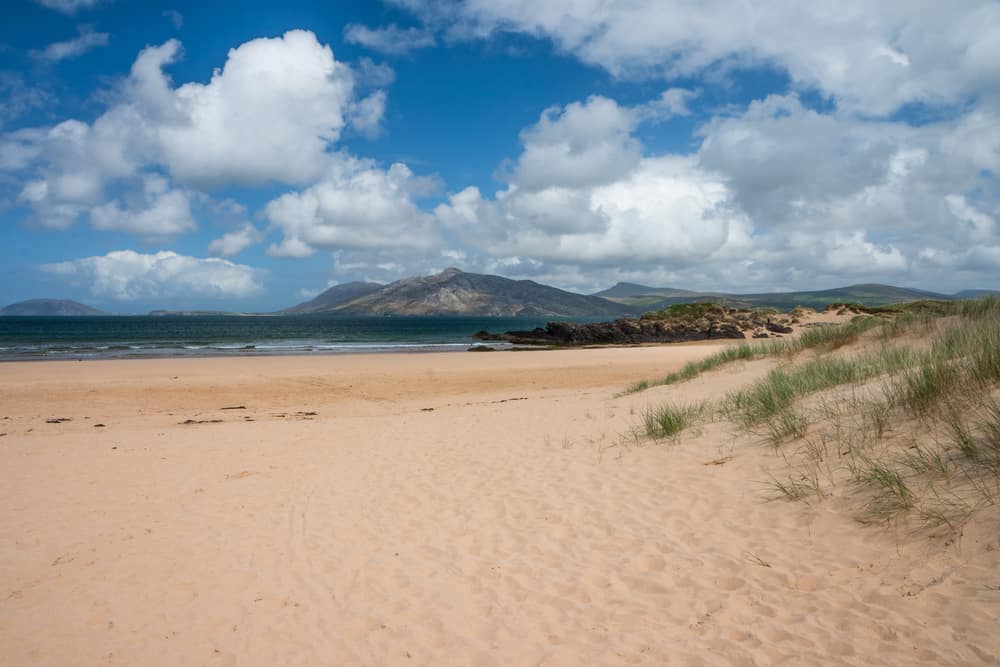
[42,250,263,300]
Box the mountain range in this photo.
[3,271,998,317]
[593,282,973,311]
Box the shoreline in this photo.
[0,337,738,364]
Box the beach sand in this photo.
[1,343,998,665]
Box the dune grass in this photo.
[623,313,887,395]
[630,296,1000,535]
[642,401,707,440]
[725,347,917,433]
[750,297,1000,532]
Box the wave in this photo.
[0,339,509,361]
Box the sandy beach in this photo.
[2,344,998,666]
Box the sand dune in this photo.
[1,344,998,665]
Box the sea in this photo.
[0,315,570,361]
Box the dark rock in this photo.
[766,321,794,334]
[468,345,495,352]
[482,317,747,347]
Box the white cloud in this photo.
[424,85,1000,293]
[639,88,698,120]
[348,90,387,139]
[157,30,358,187]
[33,0,104,14]
[406,1,1000,116]
[42,250,262,300]
[434,95,753,273]
[3,30,392,239]
[343,23,435,55]
[443,155,750,267]
[354,57,396,87]
[266,154,439,257]
[31,25,110,64]
[509,95,641,190]
[208,223,263,257]
[89,174,195,240]
[946,195,996,243]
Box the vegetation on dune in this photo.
[642,401,707,440]
[628,296,1000,536]
[623,308,884,395]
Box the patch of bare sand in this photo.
[1,344,997,666]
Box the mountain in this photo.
[284,281,384,314]
[0,299,107,316]
[595,283,952,311]
[731,284,950,310]
[592,283,707,299]
[953,289,1000,299]
[295,268,632,317]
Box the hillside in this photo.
[954,289,1000,299]
[597,283,951,311]
[592,283,707,300]
[284,281,384,314]
[0,299,107,316]
[298,268,632,317]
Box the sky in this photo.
[1,0,998,313]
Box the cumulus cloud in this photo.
[433,95,754,277]
[266,154,439,257]
[695,94,1000,273]
[42,250,263,300]
[509,95,641,190]
[343,23,435,55]
[348,90,387,139]
[156,31,358,187]
[89,174,195,240]
[639,88,698,120]
[425,84,1000,293]
[2,29,391,240]
[31,25,110,64]
[208,223,263,257]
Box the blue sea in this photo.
[0,315,569,361]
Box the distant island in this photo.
[0,299,107,316]
[147,310,272,317]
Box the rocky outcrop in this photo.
[473,303,811,347]
[475,318,746,346]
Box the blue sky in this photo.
[1,0,998,312]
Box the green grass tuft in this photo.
[642,402,704,440]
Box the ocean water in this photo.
[0,315,569,361]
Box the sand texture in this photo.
[1,344,998,666]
